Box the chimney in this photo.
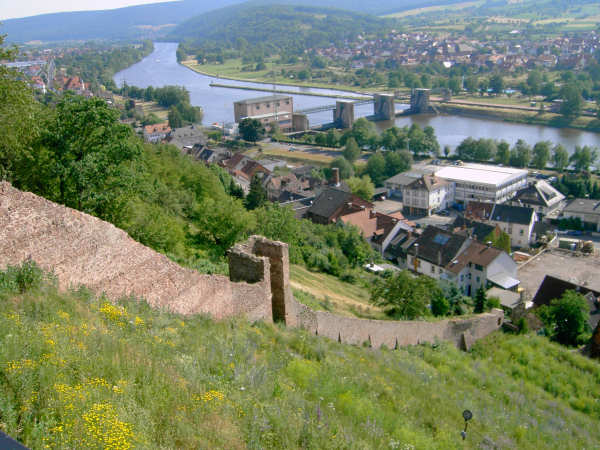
[332,167,340,186]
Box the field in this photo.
[384,1,483,18]
[2,262,600,449]
[183,59,375,94]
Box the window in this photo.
[520,229,524,235]
[255,105,260,110]
[431,265,435,273]
[476,276,480,283]
[475,264,483,271]
[266,103,270,108]
[460,274,464,282]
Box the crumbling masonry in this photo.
[0,182,503,349]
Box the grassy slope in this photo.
[290,264,386,319]
[1,267,600,449]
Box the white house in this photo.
[466,202,537,248]
[402,175,454,216]
[405,226,519,297]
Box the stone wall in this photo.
[0,182,272,322]
[288,296,503,350]
[0,182,504,349]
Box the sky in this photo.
[0,0,177,20]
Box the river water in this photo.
[115,42,599,151]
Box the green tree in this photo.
[431,291,450,317]
[384,150,412,177]
[244,175,268,210]
[569,145,598,172]
[238,118,265,142]
[484,229,511,253]
[330,156,354,179]
[552,144,569,171]
[366,152,386,186]
[560,83,584,118]
[349,118,377,147]
[474,287,487,313]
[510,140,531,168]
[342,137,361,163]
[540,290,590,346]
[489,74,504,94]
[38,95,142,219]
[168,106,183,129]
[326,129,340,147]
[495,141,511,165]
[464,76,478,93]
[526,70,543,96]
[370,271,436,319]
[532,141,551,170]
[347,175,375,201]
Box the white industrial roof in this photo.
[434,163,527,187]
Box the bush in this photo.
[0,260,45,295]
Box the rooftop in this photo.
[434,163,527,187]
[564,198,600,215]
[235,95,292,105]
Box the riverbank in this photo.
[435,103,600,133]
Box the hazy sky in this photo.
[0,0,177,20]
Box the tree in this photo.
[349,118,377,147]
[370,271,439,319]
[484,229,511,253]
[342,137,361,163]
[238,118,264,142]
[168,106,183,129]
[330,156,354,179]
[431,292,450,317]
[244,175,267,210]
[366,152,386,186]
[552,144,569,171]
[347,175,375,201]
[384,150,412,177]
[510,140,531,168]
[532,141,551,169]
[38,95,142,219]
[489,74,504,94]
[326,129,340,147]
[539,290,590,346]
[464,76,478,93]
[526,70,543,96]
[474,287,487,313]
[569,145,598,173]
[560,83,584,118]
[495,141,510,165]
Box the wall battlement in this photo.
[0,182,503,349]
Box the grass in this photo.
[183,59,372,94]
[290,264,385,319]
[2,262,600,449]
[258,145,336,166]
[384,1,482,18]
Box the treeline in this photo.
[174,4,389,63]
[56,41,153,90]
[455,136,598,172]
[117,84,203,127]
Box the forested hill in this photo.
[170,4,389,57]
[2,0,466,43]
[0,0,243,42]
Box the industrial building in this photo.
[233,95,294,132]
[433,163,528,204]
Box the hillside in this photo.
[169,4,389,53]
[1,262,600,448]
[0,0,243,42]
[1,0,467,43]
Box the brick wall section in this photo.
[0,182,272,322]
[288,296,503,349]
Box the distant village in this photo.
[316,29,599,72]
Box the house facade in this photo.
[562,198,600,231]
[405,226,519,297]
[466,201,536,248]
[402,175,454,216]
[509,180,565,217]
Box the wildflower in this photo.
[82,403,135,450]
[134,316,144,327]
[5,358,36,374]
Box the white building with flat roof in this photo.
[434,163,527,204]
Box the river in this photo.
[115,42,599,151]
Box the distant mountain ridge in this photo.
[1,0,467,43]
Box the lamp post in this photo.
[461,409,473,440]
